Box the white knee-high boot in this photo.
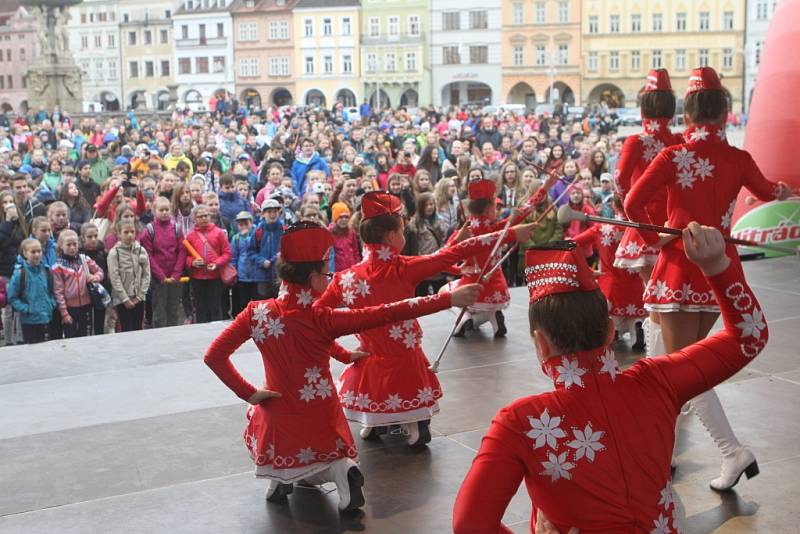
[691,389,759,491]
[296,459,365,512]
[644,318,666,358]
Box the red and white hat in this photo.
[644,69,672,92]
[524,242,598,303]
[280,221,333,262]
[361,191,402,220]
[468,179,497,201]
[686,66,723,96]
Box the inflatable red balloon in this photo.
[732,0,800,256]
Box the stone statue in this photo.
[54,7,71,55]
[30,5,51,56]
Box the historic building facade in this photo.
[0,3,37,114]
[744,0,778,112]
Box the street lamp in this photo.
[547,48,558,105]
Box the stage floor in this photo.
[0,256,798,534]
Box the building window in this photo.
[651,49,662,68]
[652,14,662,31]
[179,57,191,74]
[269,57,279,75]
[94,60,103,80]
[469,11,488,30]
[699,12,710,31]
[239,57,258,77]
[129,61,139,78]
[323,55,333,73]
[181,25,188,39]
[269,21,288,40]
[217,23,224,38]
[144,30,152,45]
[469,45,488,64]
[19,47,25,61]
[443,12,460,31]
[6,76,10,89]
[631,50,640,71]
[280,57,289,75]
[558,43,568,65]
[755,40,763,65]
[723,48,733,69]
[81,34,88,49]
[93,33,101,48]
[303,18,313,37]
[675,49,686,70]
[699,48,709,67]
[322,18,332,36]
[196,57,209,74]
[588,16,598,33]
[630,13,641,32]
[165,9,171,18]
[388,16,399,37]
[535,44,545,65]
[160,29,168,44]
[213,56,225,73]
[513,4,524,25]
[369,17,380,37]
[161,60,170,76]
[609,14,620,33]
[199,24,207,43]
[343,54,352,73]
[385,52,396,72]
[609,51,619,71]
[723,11,734,30]
[144,60,154,77]
[304,56,314,74]
[408,15,420,36]
[588,51,597,71]
[535,2,545,24]
[558,1,568,23]
[676,12,686,31]
[443,46,460,65]
[513,45,523,66]
[342,17,352,36]
[128,31,136,45]
[366,53,377,72]
[239,22,257,41]
[22,75,26,88]
[405,51,416,71]
[756,0,768,19]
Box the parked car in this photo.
[619,108,643,126]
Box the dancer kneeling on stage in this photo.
[454,224,769,533]
[203,221,481,512]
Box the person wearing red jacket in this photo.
[454,224,768,533]
[625,67,791,491]
[387,150,416,178]
[613,69,684,360]
[316,192,537,446]
[203,221,481,512]
[184,204,232,323]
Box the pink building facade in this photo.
[0,5,37,114]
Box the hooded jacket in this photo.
[184,223,232,280]
[139,218,187,283]
[231,230,259,283]
[8,259,56,324]
[52,253,104,317]
[246,219,282,282]
[108,241,151,305]
[290,151,329,197]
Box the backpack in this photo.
[16,266,54,302]
[146,222,182,241]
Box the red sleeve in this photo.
[134,190,146,216]
[624,150,674,244]
[330,342,353,364]
[203,304,258,401]
[741,151,779,202]
[316,272,343,309]
[172,230,188,279]
[571,225,599,249]
[402,228,518,283]
[319,291,453,339]
[453,413,527,534]
[94,185,121,218]
[615,136,643,200]
[641,261,768,409]
[215,230,232,266]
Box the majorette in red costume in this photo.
[316,192,530,445]
[614,69,684,271]
[453,229,769,533]
[203,221,474,511]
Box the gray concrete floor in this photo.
[0,255,797,534]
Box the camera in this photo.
[403,151,411,158]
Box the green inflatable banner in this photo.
[731,200,800,258]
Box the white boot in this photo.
[645,319,665,358]
[453,312,474,338]
[402,419,432,447]
[327,458,365,512]
[690,389,758,491]
[265,479,293,502]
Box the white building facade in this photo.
[172,0,235,111]
[68,0,123,112]
[744,0,778,112]
[430,0,502,107]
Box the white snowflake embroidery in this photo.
[357,279,371,297]
[624,241,641,256]
[689,126,709,142]
[693,157,714,181]
[403,331,418,349]
[247,434,257,452]
[296,289,314,307]
[385,394,403,410]
[526,408,567,450]
[717,128,727,141]
[721,199,736,229]
[296,447,316,464]
[342,289,357,306]
[407,297,420,307]
[653,280,669,299]
[377,246,393,261]
[672,147,696,171]
[647,121,661,132]
[540,451,575,482]
[677,169,696,190]
[252,302,270,324]
[736,308,766,339]
[680,282,693,301]
[625,303,639,316]
[298,383,316,403]
[339,271,355,289]
[659,481,675,510]
[304,366,322,383]
[251,324,266,343]
[315,378,333,399]
[335,438,346,450]
[267,443,275,460]
[403,320,416,330]
[469,218,481,229]
[599,351,620,381]
[341,390,356,406]
[478,233,494,246]
[416,387,435,404]
[555,357,586,389]
[355,393,372,409]
[265,317,285,338]
[389,324,404,340]
[650,513,671,534]
[567,423,605,462]
[490,290,504,303]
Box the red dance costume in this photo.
[625,123,781,312]
[454,247,768,533]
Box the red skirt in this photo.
[447,267,510,313]
[599,271,646,318]
[614,228,660,270]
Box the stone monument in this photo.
[22,0,84,113]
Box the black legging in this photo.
[116,301,145,332]
[63,305,93,338]
[191,278,223,323]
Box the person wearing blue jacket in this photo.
[8,238,57,344]
[230,211,260,314]
[290,138,329,197]
[218,174,251,223]
[247,199,283,299]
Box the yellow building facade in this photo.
[581,0,745,110]
[501,0,583,107]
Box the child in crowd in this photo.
[48,201,79,239]
[8,238,56,344]
[328,202,361,272]
[562,186,596,262]
[52,229,104,338]
[79,222,111,335]
[218,174,251,223]
[230,211,258,315]
[29,216,57,268]
[550,159,580,207]
[185,205,232,323]
[108,220,151,332]
[247,199,283,299]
